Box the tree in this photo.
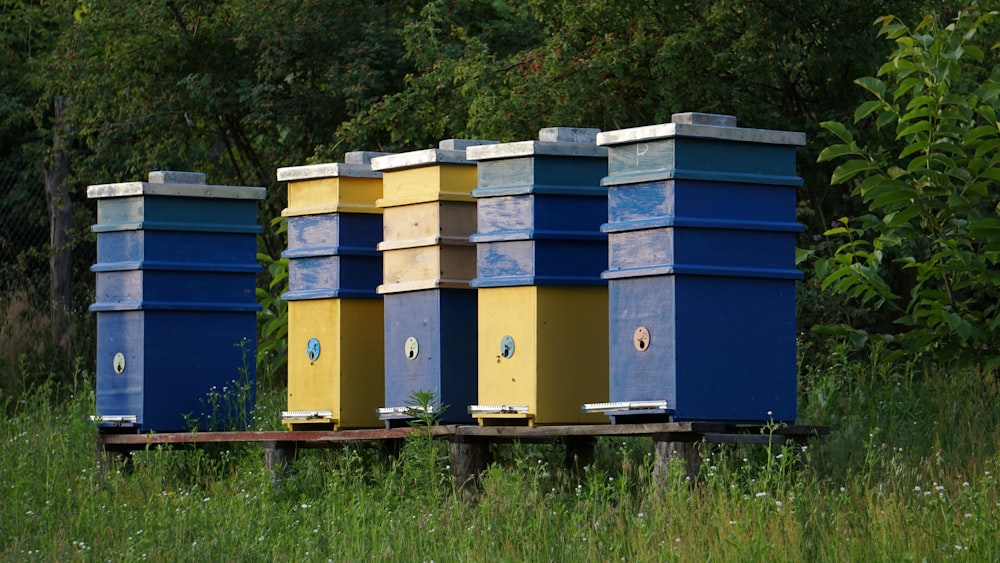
[816,6,1000,370]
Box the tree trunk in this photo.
[43,95,72,351]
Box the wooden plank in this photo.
[97,426,457,448]
[97,423,828,448]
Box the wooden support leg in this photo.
[652,434,701,483]
[449,437,490,498]
[263,441,297,484]
[564,436,597,471]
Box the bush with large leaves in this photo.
[816,6,1000,371]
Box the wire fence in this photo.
[0,155,98,376]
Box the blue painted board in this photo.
[474,155,608,197]
[285,213,382,255]
[606,179,799,227]
[608,275,797,423]
[92,270,258,311]
[284,254,382,299]
[95,310,257,432]
[473,194,607,241]
[93,196,261,233]
[472,239,607,287]
[605,227,801,280]
[96,230,259,269]
[383,289,477,423]
[604,138,802,187]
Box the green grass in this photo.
[1,358,998,561]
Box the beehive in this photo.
[277,152,388,429]
[588,113,805,424]
[371,140,495,424]
[89,171,263,432]
[465,128,609,425]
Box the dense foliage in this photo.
[816,7,1000,370]
[0,0,993,392]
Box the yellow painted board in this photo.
[378,164,478,206]
[535,286,608,424]
[284,176,383,216]
[286,298,384,429]
[477,286,539,414]
[476,286,609,425]
[379,201,476,249]
[382,245,477,288]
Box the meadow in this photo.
[1,349,998,561]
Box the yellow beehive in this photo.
[285,299,384,429]
[474,285,609,426]
[276,152,389,430]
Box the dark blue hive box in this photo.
[590,113,806,424]
[88,171,264,433]
[468,128,608,288]
[282,213,383,299]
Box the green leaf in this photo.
[817,143,858,162]
[897,119,932,139]
[819,121,854,143]
[854,100,885,122]
[855,76,886,99]
[831,159,877,184]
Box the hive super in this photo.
[89,113,806,433]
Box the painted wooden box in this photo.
[380,289,477,425]
[464,128,609,425]
[285,298,384,429]
[88,171,264,433]
[378,201,477,292]
[370,141,495,424]
[276,152,388,429]
[474,286,608,425]
[588,113,806,424]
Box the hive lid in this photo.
[87,170,266,200]
[596,113,806,147]
[466,127,607,161]
[370,139,497,171]
[276,151,392,181]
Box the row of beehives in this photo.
[89,113,806,433]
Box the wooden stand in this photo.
[96,423,828,489]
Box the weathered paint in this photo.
[379,244,476,292]
[283,176,384,216]
[89,171,262,433]
[94,309,257,432]
[608,275,798,422]
[379,201,476,250]
[598,115,804,424]
[282,213,383,299]
[382,289,477,424]
[377,164,480,206]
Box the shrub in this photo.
[815,6,1000,371]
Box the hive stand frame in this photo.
[96,423,828,493]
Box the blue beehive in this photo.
[89,171,264,432]
[371,140,495,425]
[589,113,805,424]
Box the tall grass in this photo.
[1,356,997,560]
